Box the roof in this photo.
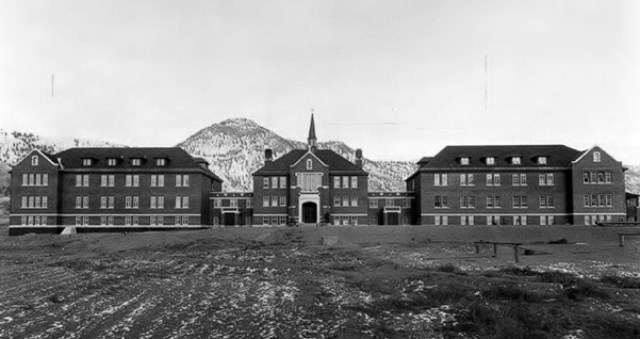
[253,149,367,175]
[308,113,317,141]
[420,145,583,168]
[52,147,223,181]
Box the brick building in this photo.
[9,147,222,234]
[406,145,626,226]
[250,114,370,225]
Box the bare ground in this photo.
[1,226,639,339]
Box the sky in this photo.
[0,0,638,163]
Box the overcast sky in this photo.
[1,0,638,163]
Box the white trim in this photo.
[421,212,571,217]
[12,213,201,217]
[572,212,625,216]
[12,149,59,168]
[9,225,209,229]
[290,150,328,168]
[330,213,368,217]
[253,213,288,217]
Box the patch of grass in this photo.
[600,274,640,289]
[483,283,543,303]
[434,263,460,274]
[564,279,610,300]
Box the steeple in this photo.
[307,112,317,150]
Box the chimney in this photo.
[355,148,363,168]
[265,148,273,163]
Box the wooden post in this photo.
[514,244,520,263]
[492,243,498,258]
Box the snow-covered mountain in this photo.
[177,118,417,191]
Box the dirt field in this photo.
[1,226,639,338]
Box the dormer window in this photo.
[132,158,142,166]
[593,151,601,162]
[486,157,495,165]
[306,159,313,170]
[155,158,166,166]
[511,157,521,165]
[31,155,39,166]
[460,157,469,165]
[82,158,92,166]
[537,156,547,165]
[107,158,117,166]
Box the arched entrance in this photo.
[302,202,318,224]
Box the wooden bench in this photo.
[474,241,523,263]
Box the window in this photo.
[157,175,164,187]
[155,158,166,166]
[512,196,527,208]
[583,172,590,183]
[334,196,341,206]
[342,196,349,206]
[279,196,286,207]
[539,194,555,208]
[460,157,469,165]
[279,176,287,189]
[606,194,612,207]
[35,174,41,186]
[351,196,358,207]
[31,155,39,166]
[605,171,612,183]
[263,196,269,207]
[125,216,132,226]
[22,174,28,186]
[83,175,89,187]
[591,194,597,207]
[460,174,475,186]
[271,196,278,207]
[334,177,340,188]
[214,198,221,208]
[351,177,358,188]
[100,216,107,226]
[434,174,448,186]
[460,196,475,209]
[175,196,189,209]
[101,196,107,209]
[537,156,547,165]
[263,177,269,189]
[583,194,590,207]
[101,175,108,187]
[108,196,114,209]
[132,158,142,166]
[486,174,500,186]
[76,175,82,187]
[487,196,501,208]
[306,159,312,170]
[486,157,495,165]
[132,175,139,187]
[126,175,132,187]
[435,196,448,208]
[386,199,394,207]
[176,175,182,187]
[126,196,132,209]
[369,199,378,208]
[107,216,114,225]
[539,173,554,186]
[597,172,604,183]
[42,196,48,208]
[108,158,117,166]
[82,158,92,166]
[132,196,139,208]
[511,157,521,165]
[151,175,157,187]
[342,176,349,188]
[21,196,27,208]
[593,151,601,162]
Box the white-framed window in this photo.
[279,176,287,189]
[434,196,448,208]
[100,216,107,226]
[342,196,349,206]
[511,157,521,165]
[126,175,132,187]
[131,175,139,187]
[593,151,601,162]
[460,196,475,209]
[279,196,286,207]
[214,199,221,208]
[150,215,157,226]
[263,196,269,207]
[434,173,448,186]
[539,194,555,208]
[342,176,349,188]
[434,215,441,225]
[76,175,82,187]
[125,216,132,226]
[101,175,107,187]
[175,196,189,209]
[125,196,132,209]
[42,196,48,208]
[442,215,448,225]
[156,158,166,166]
[158,175,165,187]
[351,176,358,188]
[107,158,117,166]
[263,177,269,189]
[606,194,612,207]
[539,173,555,186]
[42,174,48,186]
[150,175,157,187]
[132,196,139,208]
[271,196,278,207]
[386,199,394,207]
[334,177,340,188]
[486,174,500,186]
[100,196,107,209]
[35,174,41,186]
[75,216,82,226]
[351,196,358,207]
[369,199,378,208]
[21,196,27,208]
[486,157,495,165]
[83,175,89,187]
[605,171,612,183]
[132,158,142,166]
[22,174,28,186]
[31,155,39,166]
[460,157,469,165]
[306,159,313,170]
[82,158,92,166]
[108,196,114,209]
[108,216,114,225]
[537,156,547,165]
[176,174,182,187]
[271,177,278,189]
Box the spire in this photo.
[307,111,317,149]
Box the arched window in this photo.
[31,155,38,166]
[593,151,601,162]
[306,159,313,170]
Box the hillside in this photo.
[176,118,417,191]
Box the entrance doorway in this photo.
[387,213,399,225]
[223,213,236,226]
[302,202,317,223]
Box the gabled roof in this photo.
[253,149,367,175]
[417,145,583,168]
[53,147,223,181]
